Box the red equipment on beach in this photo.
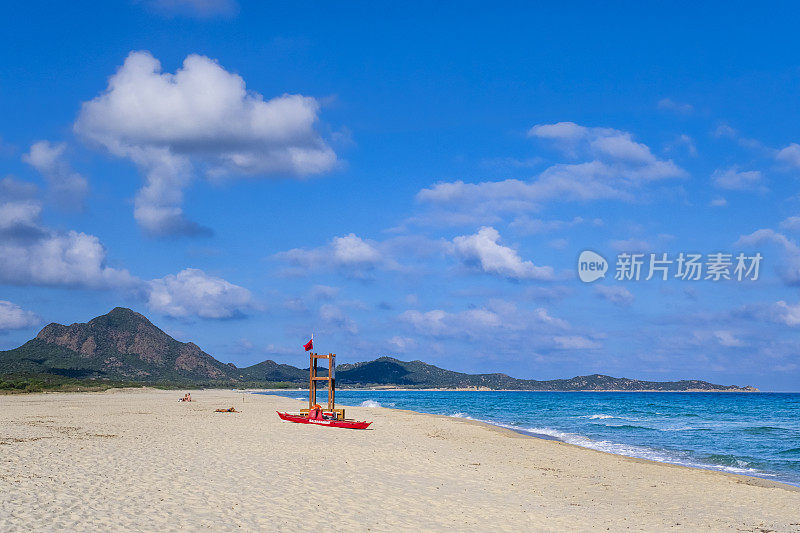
[276,347,373,430]
[277,411,372,430]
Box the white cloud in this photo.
[275,233,388,278]
[552,335,601,350]
[400,302,571,342]
[665,134,697,157]
[0,200,41,234]
[594,285,634,307]
[657,98,694,114]
[400,308,501,337]
[332,234,381,265]
[147,268,253,319]
[388,336,417,352]
[75,51,336,235]
[776,143,800,168]
[774,301,800,326]
[736,229,800,286]
[780,216,800,232]
[0,301,41,331]
[319,304,358,335]
[416,123,685,224]
[713,330,744,347]
[23,141,88,209]
[0,230,135,288]
[712,167,765,191]
[0,178,134,288]
[144,0,239,18]
[309,285,339,300]
[451,226,554,280]
[710,197,728,207]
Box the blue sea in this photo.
[258,390,800,487]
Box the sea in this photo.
[257,389,800,487]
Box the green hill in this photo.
[0,308,758,392]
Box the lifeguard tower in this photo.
[300,352,346,421]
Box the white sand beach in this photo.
[1,389,798,532]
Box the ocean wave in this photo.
[742,426,788,434]
[589,423,656,431]
[456,418,777,481]
[581,414,615,419]
[359,400,383,408]
[778,447,800,455]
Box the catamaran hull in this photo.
[277,411,372,430]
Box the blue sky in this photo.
[2,1,800,390]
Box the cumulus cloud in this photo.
[665,134,698,157]
[0,177,134,288]
[147,268,253,319]
[416,122,685,224]
[594,285,634,307]
[0,301,41,331]
[451,227,554,280]
[319,304,358,335]
[712,166,766,191]
[75,51,336,235]
[736,229,800,286]
[309,284,339,300]
[552,335,601,350]
[400,301,572,345]
[23,141,89,209]
[713,330,745,347]
[657,98,694,114]
[776,143,800,168]
[400,308,501,337]
[710,197,728,207]
[274,233,388,278]
[774,301,800,326]
[780,216,800,232]
[388,335,418,352]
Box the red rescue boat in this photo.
[277,411,372,430]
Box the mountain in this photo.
[0,308,758,391]
[0,307,237,382]
[238,359,308,383]
[334,357,758,391]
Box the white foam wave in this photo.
[583,414,615,420]
[359,400,383,408]
[453,418,777,480]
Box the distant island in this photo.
[0,308,758,393]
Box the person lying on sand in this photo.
[215,407,238,413]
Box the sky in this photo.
[1,1,800,390]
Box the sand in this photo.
[1,389,798,532]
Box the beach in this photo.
[1,389,798,532]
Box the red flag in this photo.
[303,338,313,351]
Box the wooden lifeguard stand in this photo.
[303,352,345,420]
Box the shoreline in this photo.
[255,389,800,488]
[399,404,800,493]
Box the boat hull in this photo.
[277,411,372,430]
